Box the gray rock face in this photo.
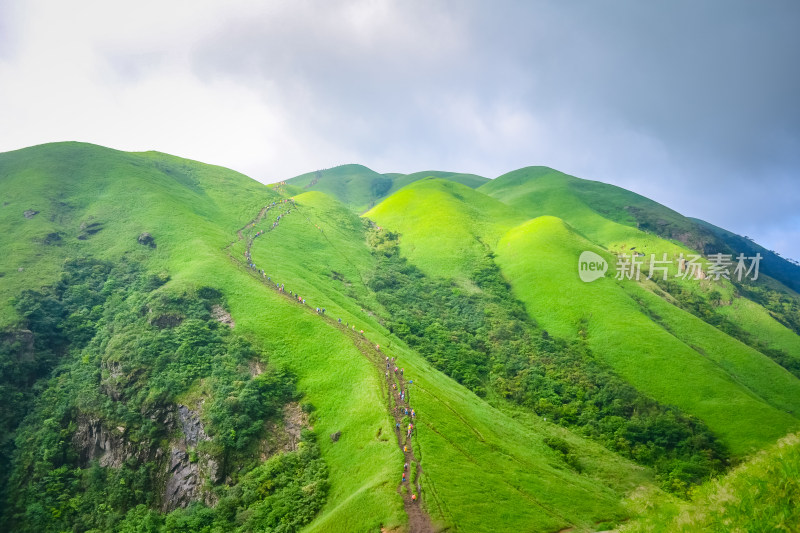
[163,448,200,510]
[23,209,39,219]
[73,416,136,468]
[161,404,216,511]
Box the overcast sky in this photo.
[1,0,798,259]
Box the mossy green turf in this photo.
[364,172,800,456]
[4,142,800,531]
[287,164,488,213]
[248,190,660,532]
[620,432,800,532]
[365,177,528,280]
[0,143,403,532]
[494,216,800,454]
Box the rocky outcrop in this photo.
[23,209,39,219]
[73,416,141,468]
[211,304,234,328]
[161,404,217,511]
[138,232,156,248]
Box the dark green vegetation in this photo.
[2,142,799,532]
[1,258,326,532]
[366,229,728,494]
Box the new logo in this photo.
[578,251,607,282]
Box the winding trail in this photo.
[226,196,436,533]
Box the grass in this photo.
[0,143,403,532]
[287,165,489,214]
[3,142,799,531]
[365,177,528,280]
[620,432,800,532]
[247,188,662,532]
[493,215,800,454]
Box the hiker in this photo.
[402,472,406,482]
[412,494,417,502]
[396,422,400,430]
[400,368,404,376]
[411,409,416,418]
[376,344,380,351]
[394,366,398,373]
[404,462,408,471]
[338,318,342,324]
[407,424,413,438]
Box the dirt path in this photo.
[227,200,436,532]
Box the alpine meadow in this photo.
[1,142,799,533]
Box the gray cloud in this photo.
[1,0,798,259]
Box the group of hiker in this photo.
[241,196,421,503]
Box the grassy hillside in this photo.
[0,143,404,531]
[247,188,660,532]
[365,177,527,279]
[619,432,800,532]
[3,143,798,532]
[287,165,488,213]
[495,216,800,454]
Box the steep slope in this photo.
[365,177,527,279]
[692,216,800,293]
[479,166,800,291]
[246,189,662,532]
[0,142,273,324]
[494,216,800,454]
[365,172,800,456]
[0,143,404,531]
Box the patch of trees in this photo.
[0,258,326,532]
[366,229,729,494]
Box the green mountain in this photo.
[286,164,488,212]
[1,143,798,532]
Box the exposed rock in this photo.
[138,232,156,248]
[330,430,341,443]
[162,404,216,511]
[259,402,311,460]
[73,416,138,468]
[163,448,201,511]
[211,304,234,328]
[177,404,209,448]
[23,209,39,219]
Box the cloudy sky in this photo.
[1,0,798,259]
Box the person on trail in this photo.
[411,409,416,418]
[400,368,404,376]
[385,356,389,362]
[402,472,406,482]
[394,367,398,373]
[321,308,325,314]
[396,422,400,430]
[403,445,408,452]
[376,344,380,351]
[338,318,342,324]
[391,357,395,363]
[360,329,364,335]
[404,463,408,471]
[407,424,413,438]
[411,494,417,502]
